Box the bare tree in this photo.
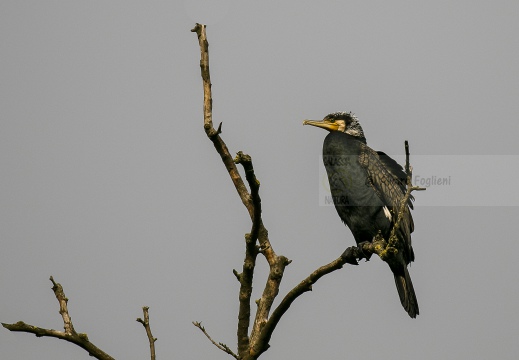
[2,276,157,360]
[190,23,425,360]
[2,23,424,360]
[2,277,117,360]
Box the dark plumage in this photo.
[303,111,418,318]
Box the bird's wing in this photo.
[358,144,409,210]
[358,144,415,261]
[376,151,414,209]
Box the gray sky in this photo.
[2,1,519,359]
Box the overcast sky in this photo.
[2,1,519,359]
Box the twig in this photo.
[192,321,239,359]
[137,306,157,360]
[387,141,426,249]
[2,276,115,360]
[50,275,76,335]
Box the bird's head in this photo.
[303,111,366,142]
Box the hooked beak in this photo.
[302,119,340,132]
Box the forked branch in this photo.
[191,23,290,360]
[2,277,115,360]
[191,23,424,360]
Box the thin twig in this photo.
[388,141,426,249]
[137,306,157,360]
[2,277,115,360]
[192,321,239,359]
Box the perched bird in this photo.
[303,111,419,318]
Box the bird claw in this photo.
[356,241,373,261]
[341,247,359,265]
[341,242,373,265]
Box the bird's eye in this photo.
[329,119,335,123]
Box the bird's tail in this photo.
[393,266,419,318]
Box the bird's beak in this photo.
[302,119,340,132]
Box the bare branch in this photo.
[191,23,426,360]
[137,306,157,360]
[235,233,258,356]
[190,23,213,132]
[2,277,114,360]
[192,321,239,360]
[255,140,425,355]
[233,151,262,356]
[234,151,261,242]
[255,254,350,355]
[49,276,76,335]
[241,153,288,355]
[381,141,426,260]
[191,23,253,217]
[389,141,426,242]
[190,24,275,262]
[192,23,290,359]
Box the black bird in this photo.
[303,111,418,318]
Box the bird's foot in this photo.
[356,241,373,262]
[341,247,359,265]
[341,242,373,265]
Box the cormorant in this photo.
[303,111,419,318]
